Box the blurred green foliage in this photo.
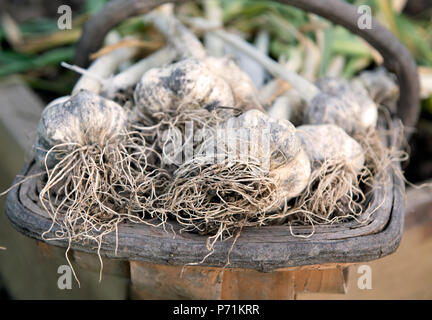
[0,0,110,94]
[0,0,430,106]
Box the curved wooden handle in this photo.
[74,0,420,129]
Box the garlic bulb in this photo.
[144,9,263,113]
[199,109,311,201]
[134,58,235,116]
[304,78,378,133]
[204,56,264,112]
[35,90,128,169]
[270,148,311,201]
[353,68,399,107]
[296,124,365,174]
[235,110,311,201]
[224,109,301,167]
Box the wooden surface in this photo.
[129,261,350,299]
[130,262,224,300]
[298,182,432,299]
[220,268,296,300]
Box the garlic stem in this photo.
[268,95,292,121]
[62,62,109,88]
[259,78,282,105]
[145,9,265,111]
[203,0,224,57]
[223,29,269,88]
[180,13,268,89]
[145,5,207,60]
[72,44,138,94]
[300,37,321,82]
[210,30,320,102]
[255,30,270,55]
[103,46,178,98]
[251,30,270,88]
[419,67,432,99]
[326,55,346,78]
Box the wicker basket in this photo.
[4,0,420,299]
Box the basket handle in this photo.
[74,0,420,129]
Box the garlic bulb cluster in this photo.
[296,124,365,174]
[134,58,235,116]
[35,90,128,169]
[304,78,378,134]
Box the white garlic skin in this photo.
[353,68,399,107]
[271,148,311,200]
[229,109,301,167]
[134,58,235,115]
[211,109,311,200]
[35,90,128,169]
[204,56,264,112]
[305,78,378,133]
[296,124,365,174]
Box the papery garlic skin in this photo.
[304,78,378,133]
[198,109,311,201]
[271,148,311,201]
[296,124,365,174]
[134,58,235,116]
[204,56,264,112]
[353,68,399,108]
[226,109,301,168]
[35,90,128,169]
